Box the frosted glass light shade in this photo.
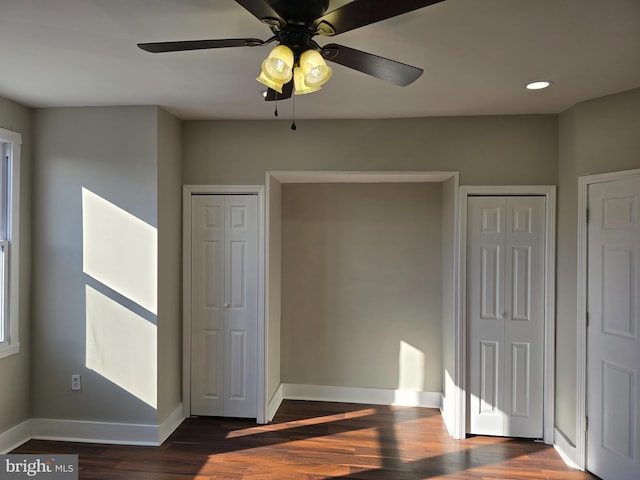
[293,67,321,95]
[300,49,332,87]
[256,70,284,93]
[261,45,294,83]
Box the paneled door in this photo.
[587,176,640,480]
[190,194,258,418]
[467,196,545,438]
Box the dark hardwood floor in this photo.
[13,400,598,479]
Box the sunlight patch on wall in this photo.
[86,285,157,408]
[398,340,425,391]
[444,369,457,403]
[444,369,458,399]
[82,187,157,314]
[82,187,158,409]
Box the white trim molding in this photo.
[30,419,161,446]
[30,404,184,447]
[576,168,640,470]
[0,420,31,454]
[458,185,556,444]
[182,185,267,423]
[282,384,442,409]
[0,405,184,451]
[267,171,456,184]
[158,403,186,445]
[554,427,580,470]
[268,384,284,422]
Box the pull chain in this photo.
[291,92,297,130]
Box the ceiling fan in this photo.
[138,0,445,101]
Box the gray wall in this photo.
[0,96,32,435]
[156,108,183,422]
[183,114,557,417]
[281,182,443,391]
[183,116,558,186]
[556,87,640,444]
[33,106,160,424]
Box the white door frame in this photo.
[457,185,556,443]
[182,185,266,423]
[576,168,640,469]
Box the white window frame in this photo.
[0,127,22,359]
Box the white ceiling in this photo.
[1,0,639,120]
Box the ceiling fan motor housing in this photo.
[266,0,330,25]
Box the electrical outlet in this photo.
[71,374,81,391]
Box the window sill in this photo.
[0,342,20,359]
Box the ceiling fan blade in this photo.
[314,0,445,36]
[138,38,266,53]
[322,44,423,86]
[235,0,286,29]
[264,81,293,101]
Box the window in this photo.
[0,127,21,359]
[0,144,8,343]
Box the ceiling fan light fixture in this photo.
[300,49,332,87]
[256,70,284,93]
[293,67,322,95]
[261,45,294,83]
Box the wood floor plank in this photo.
[11,401,598,479]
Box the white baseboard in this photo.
[282,384,442,409]
[268,384,284,422]
[0,420,31,453]
[30,418,161,446]
[440,404,455,438]
[554,427,580,470]
[2,405,185,450]
[158,403,185,445]
[29,404,185,447]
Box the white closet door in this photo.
[587,176,640,480]
[222,195,258,418]
[190,195,258,418]
[191,195,225,416]
[467,196,545,438]
[503,196,545,438]
[468,197,507,436]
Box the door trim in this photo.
[576,168,640,470]
[182,185,266,423]
[458,185,556,443]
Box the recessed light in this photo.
[526,81,552,90]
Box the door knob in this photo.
[224,303,230,308]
